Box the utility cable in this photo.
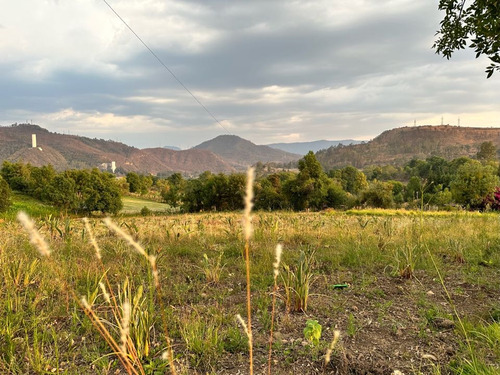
[101,0,231,134]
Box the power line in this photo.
[101,0,231,134]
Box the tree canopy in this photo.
[434,0,500,77]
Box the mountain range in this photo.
[2,123,500,175]
[0,124,300,175]
[0,124,234,175]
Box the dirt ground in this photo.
[212,268,500,375]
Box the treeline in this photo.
[147,148,500,213]
[0,162,123,214]
[2,141,500,215]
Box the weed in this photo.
[199,251,225,284]
[281,249,315,312]
[346,313,358,337]
[303,319,322,346]
[180,313,224,370]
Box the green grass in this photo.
[2,192,59,219]
[120,196,171,214]
[2,211,500,374]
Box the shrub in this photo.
[0,175,11,212]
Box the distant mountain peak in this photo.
[194,134,300,168]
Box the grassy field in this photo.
[1,206,500,374]
[121,196,171,214]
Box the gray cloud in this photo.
[0,0,499,148]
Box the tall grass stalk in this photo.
[83,218,145,371]
[103,217,177,374]
[267,243,282,375]
[17,212,141,374]
[242,167,255,375]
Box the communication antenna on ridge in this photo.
[441,116,444,125]
[458,117,461,126]
[414,119,416,126]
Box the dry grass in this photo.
[1,206,500,374]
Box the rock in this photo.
[432,318,455,329]
[427,290,435,296]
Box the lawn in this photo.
[120,196,171,214]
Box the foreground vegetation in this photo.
[1,206,500,374]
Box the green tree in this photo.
[359,181,395,209]
[331,166,368,195]
[1,161,31,192]
[126,172,142,193]
[285,152,329,210]
[29,165,56,200]
[434,0,500,77]
[162,173,186,208]
[0,175,12,212]
[325,182,349,209]
[476,141,497,162]
[46,173,78,212]
[86,170,123,215]
[451,159,500,208]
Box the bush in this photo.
[140,206,152,216]
[0,175,11,212]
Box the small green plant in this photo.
[347,313,358,337]
[281,249,315,312]
[303,319,322,346]
[392,243,419,279]
[200,252,225,284]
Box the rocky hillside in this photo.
[0,124,234,174]
[193,135,301,168]
[316,125,500,169]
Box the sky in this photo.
[1,0,499,149]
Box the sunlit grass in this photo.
[1,209,500,373]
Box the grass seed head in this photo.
[120,301,131,355]
[273,244,283,279]
[83,217,102,260]
[243,167,255,241]
[99,282,111,303]
[17,211,51,257]
[324,330,341,365]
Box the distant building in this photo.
[111,161,116,173]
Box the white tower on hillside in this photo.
[111,161,116,173]
[32,134,37,148]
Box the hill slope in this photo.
[0,124,234,174]
[193,134,301,168]
[267,139,361,155]
[316,125,500,169]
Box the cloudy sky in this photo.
[1,0,498,149]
